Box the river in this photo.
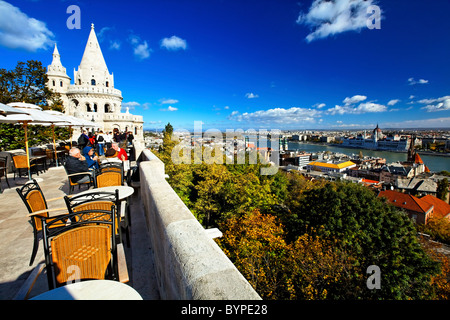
[287,142,450,173]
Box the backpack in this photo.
[98,135,104,142]
[78,134,87,145]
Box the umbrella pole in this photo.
[23,122,31,181]
[70,126,73,148]
[52,125,58,167]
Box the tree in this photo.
[436,178,449,202]
[0,60,70,151]
[277,181,440,299]
[0,60,54,106]
[217,210,294,300]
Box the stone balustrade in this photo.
[137,148,261,300]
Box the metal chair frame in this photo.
[16,179,69,266]
[41,207,121,289]
[63,190,128,246]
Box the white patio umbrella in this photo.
[1,103,66,179]
[0,102,31,116]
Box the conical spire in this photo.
[78,23,109,73]
[74,23,114,88]
[47,43,69,78]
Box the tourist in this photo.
[64,147,91,183]
[77,130,89,150]
[127,131,134,146]
[104,131,113,149]
[112,142,128,161]
[82,146,100,169]
[97,130,106,156]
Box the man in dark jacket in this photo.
[65,147,92,183]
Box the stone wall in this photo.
[138,149,261,300]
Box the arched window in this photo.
[52,80,55,86]
[106,81,109,87]
[104,104,112,113]
[86,103,92,112]
[91,79,96,86]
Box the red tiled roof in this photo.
[378,190,433,214]
[420,195,450,219]
[362,178,380,184]
[414,153,424,164]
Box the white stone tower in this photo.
[47,44,71,95]
[46,23,144,141]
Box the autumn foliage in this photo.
[156,127,450,300]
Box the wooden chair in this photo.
[63,190,129,246]
[16,179,69,266]
[63,165,93,194]
[12,154,38,179]
[40,206,129,290]
[93,166,123,188]
[0,155,10,193]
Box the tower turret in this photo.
[74,23,114,88]
[47,43,71,94]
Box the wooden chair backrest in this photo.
[50,225,112,285]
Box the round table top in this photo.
[76,185,134,200]
[31,280,143,300]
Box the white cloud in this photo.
[122,101,152,111]
[313,103,326,109]
[245,93,259,99]
[160,106,178,112]
[228,107,321,124]
[387,99,400,106]
[0,0,54,51]
[160,36,187,51]
[159,98,179,105]
[384,117,450,128]
[109,40,121,50]
[129,34,151,60]
[122,101,140,108]
[408,77,429,85]
[419,96,450,112]
[326,95,386,115]
[343,95,367,105]
[297,0,379,42]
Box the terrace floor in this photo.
[0,163,160,300]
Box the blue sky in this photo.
[1,0,450,131]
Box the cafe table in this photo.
[30,280,143,300]
[75,185,134,201]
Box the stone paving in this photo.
[0,165,160,300]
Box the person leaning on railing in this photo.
[65,147,92,184]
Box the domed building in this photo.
[46,24,144,141]
[342,124,410,152]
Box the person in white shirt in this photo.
[104,131,113,149]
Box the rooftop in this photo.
[307,160,356,169]
[378,190,433,214]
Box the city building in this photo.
[420,195,450,221]
[341,125,410,151]
[46,23,144,141]
[378,190,434,224]
[306,160,356,173]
